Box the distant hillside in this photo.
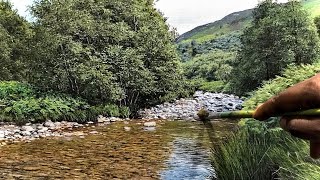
[177,0,320,44]
[176,9,253,43]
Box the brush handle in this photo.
[204,108,320,120]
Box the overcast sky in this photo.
[10,0,288,34]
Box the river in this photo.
[0,120,236,179]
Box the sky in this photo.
[9,0,288,34]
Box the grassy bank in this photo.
[212,62,320,179]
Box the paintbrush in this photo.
[198,108,320,120]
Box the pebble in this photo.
[124,127,131,131]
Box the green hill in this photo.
[178,0,320,44]
[176,9,253,44]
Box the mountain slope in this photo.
[178,0,320,44]
[176,9,253,43]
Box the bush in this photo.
[119,106,130,118]
[189,78,227,93]
[0,81,35,100]
[0,81,127,124]
[198,81,225,93]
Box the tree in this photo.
[230,0,320,95]
[0,1,32,81]
[30,0,187,110]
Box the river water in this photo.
[0,120,236,179]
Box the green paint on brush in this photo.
[200,108,320,120]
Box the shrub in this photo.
[119,106,130,118]
[0,81,35,100]
[0,81,127,124]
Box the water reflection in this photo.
[160,137,214,180]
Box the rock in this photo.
[37,127,49,133]
[21,126,34,132]
[89,131,98,134]
[144,122,156,127]
[87,121,94,124]
[124,127,131,131]
[21,131,32,136]
[97,115,108,123]
[44,120,55,128]
[73,131,85,136]
[109,117,118,122]
[0,130,6,138]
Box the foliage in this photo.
[212,128,320,180]
[177,32,241,62]
[183,50,235,81]
[0,1,32,81]
[28,0,186,111]
[189,79,226,93]
[315,15,320,36]
[212,61,320,179]
[229,0,320,96]
[0,81,35,100]
[0,81,129,124]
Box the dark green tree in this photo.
[230,0,320,95]
[30,0,187,110]
[0,1,32,81]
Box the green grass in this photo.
[212,61,320,179]
[212,128,320,180]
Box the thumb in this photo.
[310,141,320,159]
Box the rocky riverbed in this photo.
[0,117,124,144]
[0,91,243,144]
[139,91,244,120]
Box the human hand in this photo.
[253,74,320,159]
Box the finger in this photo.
[280,117,289,131]
[254,74,320,120]
[310,141,320,159]
[280,117,320,140]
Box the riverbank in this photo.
[139,91,243,120]
[0,117,159,144]
[0,91,243,144]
